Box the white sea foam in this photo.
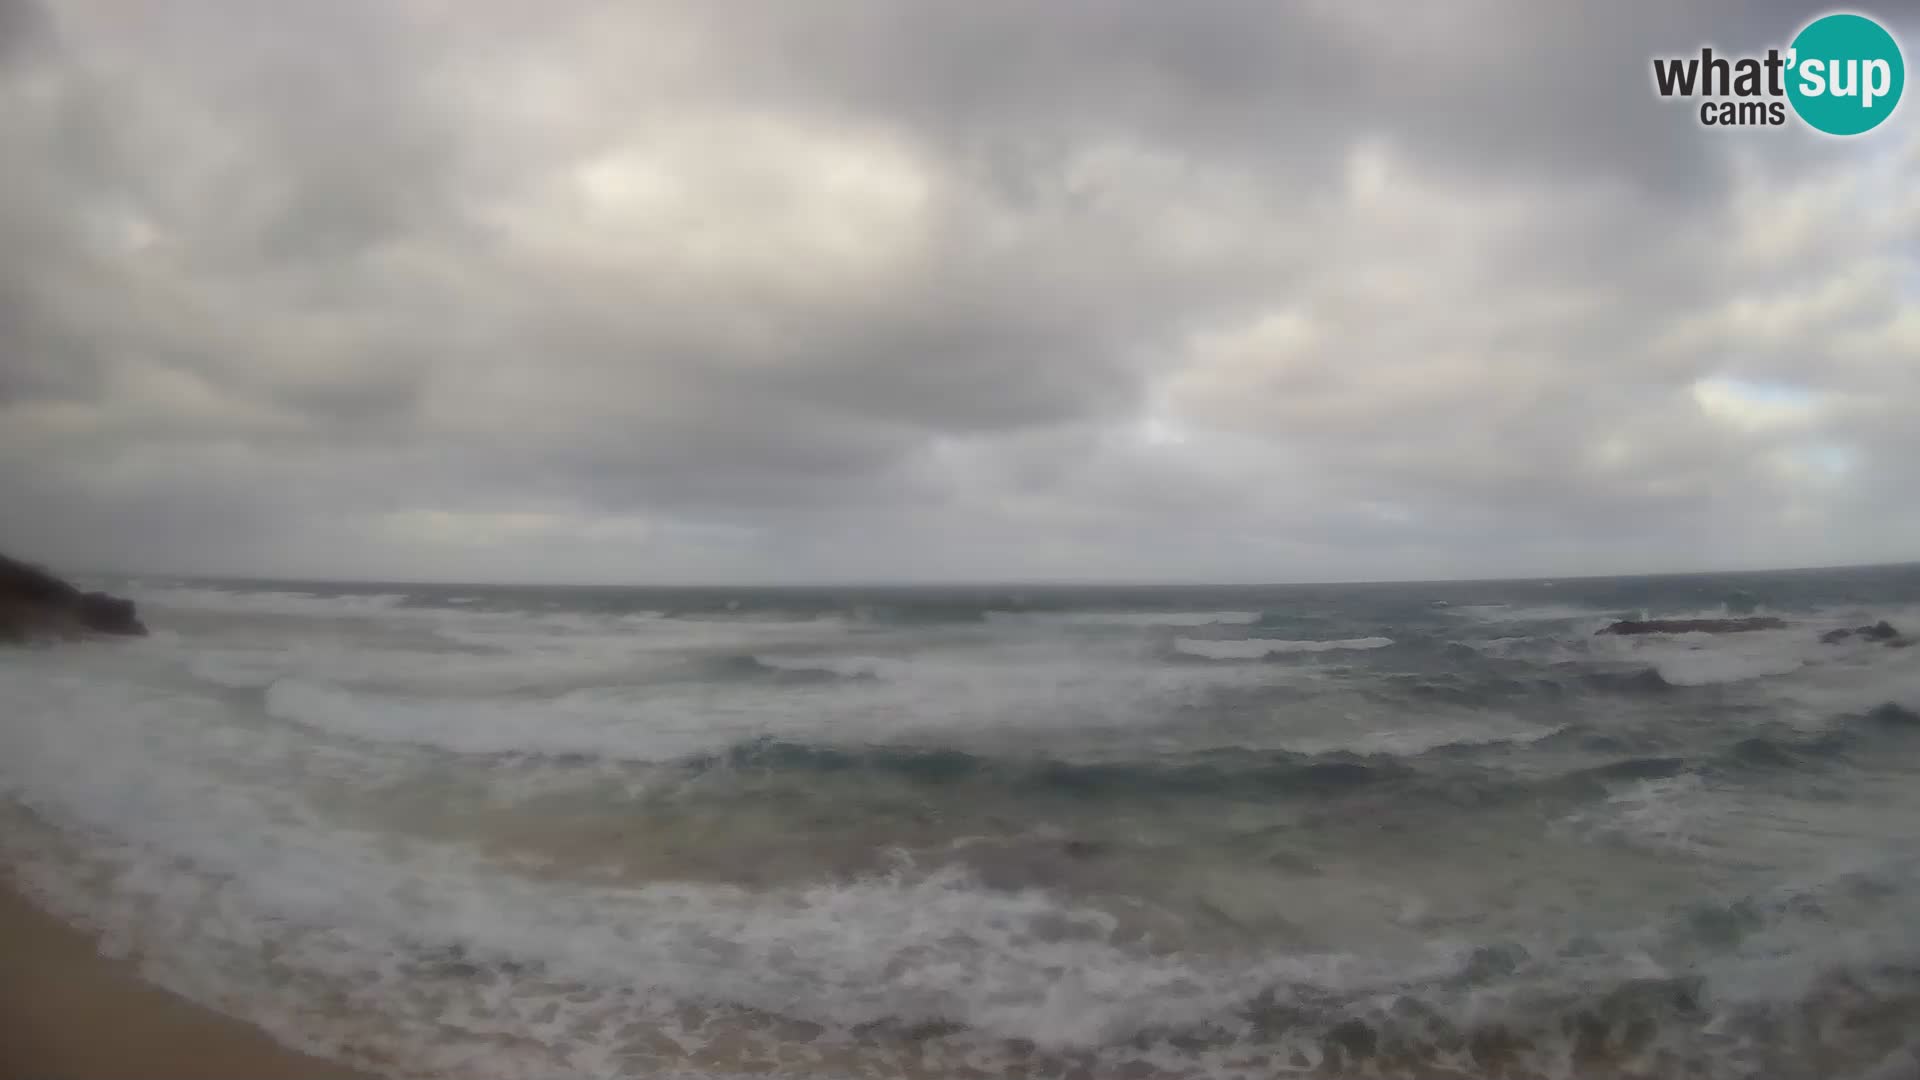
[432,611,840,655]
[263,677,751,761]
[1587,627,1813,687]
[1774,657,1920,722]
[1562,768,1920,885]
[1651,648,1808,687]
[1452,635,1543,658]
[132,586,412,618]
[171,602,858,703]
[1172,635,1393,660]
[189,641,681,696]
[1445,602,1613,626]
[750,653,903,679]
[987,610,1261,628]
[0,652,1397,1073]
[1568,772,1715,855]
[253,653,1240,764]
[8,581,1920,1078]
[4,816,1386,1079]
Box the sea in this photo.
[3,565,1920,1079]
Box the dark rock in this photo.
[0,551,146,641]
[1819,621,1904,646]
[1867,703,1920,727]
[1597,617,1786,636]
[76,592,144,635]
[0,554,76,607]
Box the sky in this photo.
[0,0,1916,585]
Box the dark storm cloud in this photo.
[0,0,1915,582]
[0,0,45,60]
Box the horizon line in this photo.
[66,557,1920,593]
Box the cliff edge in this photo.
[0,552,146,642]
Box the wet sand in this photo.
[0,882,371,1080]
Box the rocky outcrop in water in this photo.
[1820,621,1909,647]
[1867,702,1920,727]
[1596,617,1786,636]
[0,552,146,642]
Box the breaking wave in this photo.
[8,567,1920,1079]
[1172,635,1395,660]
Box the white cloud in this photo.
[3,0,1918,582]
[1690,375,1828,433]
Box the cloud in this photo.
[1,0,1916,582]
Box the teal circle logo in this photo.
[1787,13,1904,135]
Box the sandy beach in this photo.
[0,882,370,1080]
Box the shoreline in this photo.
[0,880,372,1080]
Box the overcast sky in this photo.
[1,0,1915,584]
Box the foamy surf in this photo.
[4,568,1920,1078]
[1172,635,1394,660]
